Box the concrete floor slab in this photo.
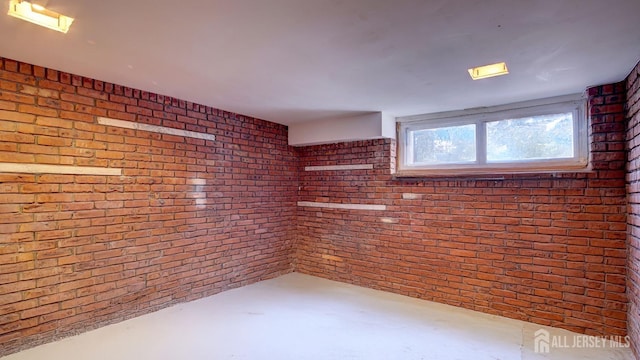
[2,273,634,360]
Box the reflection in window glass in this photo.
[486,113,573,162]
[411,124,476,165]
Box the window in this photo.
[397,95,588,175]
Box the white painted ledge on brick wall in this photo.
[304,164,374,171]
[97,117,216,141]
[297,201,386,211]
[0,163,122,175]
[402,193,424,200]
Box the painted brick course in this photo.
[0,57,298,356]
[296,83,629,338]
[626,60,640,359]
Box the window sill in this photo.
[393,164,591,179]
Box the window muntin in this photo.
[398,96,588,175]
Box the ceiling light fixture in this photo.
[468,62,509,80]
[7,0,74,33]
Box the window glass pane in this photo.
[410,124,476,165]
[486,113,573,162]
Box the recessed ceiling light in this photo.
[7,0,74,34]
[468,62,509,80]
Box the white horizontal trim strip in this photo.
[304,164,373,171]
[98,117,215,141]
[380,217,399,223]
[402,193,423,200]
[297,201,386,211]
[187,179,207,185]
[0,163,122,175]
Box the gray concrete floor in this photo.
[2,273,634,360]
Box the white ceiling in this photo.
[1,0,639,125]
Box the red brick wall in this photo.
[296,84,628,337]
[0,57,298,356]
[627,60,640,359]
[0,53,634,356]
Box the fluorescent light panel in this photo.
[7,0,74,33]
[468,62,509,80]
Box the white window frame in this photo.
[396,94,589,176]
